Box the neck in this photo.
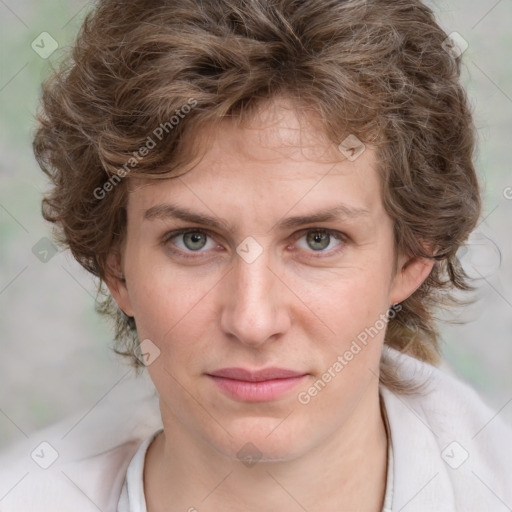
[145,385,388,512]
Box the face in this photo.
[109,97,433,463]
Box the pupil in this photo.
[184,232,206,250]
[307,231,330,251]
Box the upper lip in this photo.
[208,367,307,381]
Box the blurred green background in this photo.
[1,0,511,450]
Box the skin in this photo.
[107,96,435,512]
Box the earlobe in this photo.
[104,252,134,317]
[390,254,436,305]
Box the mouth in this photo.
[206,367,309,402]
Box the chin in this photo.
[210,417,311,464]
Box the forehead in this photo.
[195,96,360,170]
[127,96,383,228]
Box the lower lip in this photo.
[208,375,308,402]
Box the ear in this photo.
[104,250,134,317]
[389,253,436,305]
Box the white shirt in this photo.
[116,432,159,512]
[116,398,395,512]
[1,347,511,511]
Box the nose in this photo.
[219,252,291,348]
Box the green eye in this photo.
[306,231,331,251]
[164,228,218,256]
[182,231,208,250]
[295,229,343,254]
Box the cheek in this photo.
[293,271,391,413]
[125,257,223,351]
[291,265,393,340]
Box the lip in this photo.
[209,367,306,381]
[207,367,308,402]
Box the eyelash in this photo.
[162,228,348,260]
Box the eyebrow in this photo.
[143,203,371,231]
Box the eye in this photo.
[166,229,217,252]
[295,229,344,253]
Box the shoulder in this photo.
[0,439,141,511]
[380,346,512,512]
[0,374,162,511]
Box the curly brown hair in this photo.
[33,0,481,392]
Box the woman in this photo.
[1,0,510,510]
